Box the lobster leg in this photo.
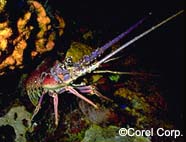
[51,93,59,126]
[65,86,98,109]
[76,85,112,101]
[31,93,45,121]
[91,87,112,101]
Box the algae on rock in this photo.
[0,105,32,142]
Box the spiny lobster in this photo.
[25,10,183,126]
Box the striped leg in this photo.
[76,85,112,101]
[65,86,98,109]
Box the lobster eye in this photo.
[65,56,73,66]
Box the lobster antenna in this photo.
[99,14,149,51]
[94,10,184,67]
[77,14,150,65]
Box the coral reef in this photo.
[64,109,88,134]
[0,105,32,142]
[0,0,65,75]
[1,5,181,141]
[114,84,170,129]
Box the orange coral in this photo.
[0,0,6,12]
[0,0,65,75]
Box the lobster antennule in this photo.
[95,10,184,67]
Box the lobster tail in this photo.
[27,86,43,106]
[24,68,46,106]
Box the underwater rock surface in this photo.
[0,105,32,142]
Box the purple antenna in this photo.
[94,10,184,66]
[79,15,149,65]
[100,16,148,51]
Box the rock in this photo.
[0,105,32,142]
